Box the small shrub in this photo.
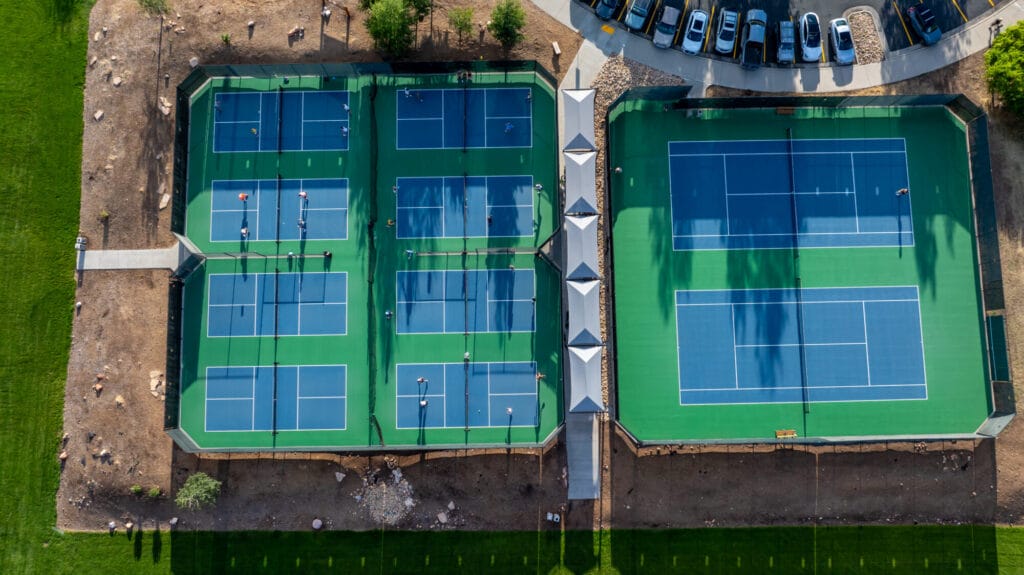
[449,8,473,44]
[130,484,143,496]
[137,0,167,14]
[986,23,1024,115]
[175,472,221,510]
[221,33,231,45]
[365,0,416,58]
[488,0,526,52]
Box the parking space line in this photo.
[644,0,662,34]
[950,0,968,23]
[673,8,685,45]
[703,5,715,52]
[893,0,914,45]
[732,11,741,59]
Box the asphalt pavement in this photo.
[583,0,1006,65]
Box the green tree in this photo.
[366,0,417,58]
[175,472,222,510]
[449,7,473,44]
[407,0,431,22]
[986,23,1024,114]
[488,0,526,52]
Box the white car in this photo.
[829,18,856,65]
[798,12,822,62]
[681,9,709,55]
[715,9,738,54]
[652,2,684,49]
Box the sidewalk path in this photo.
[537,0,1024,93]
[77,242,190,271]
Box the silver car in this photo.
[799,12,822,62]
[624,0,655,32]
[715,9,739,54]
[681,9,709,55]
[777,21,795,64]
[652,2,684,49]
[829,18,856,65]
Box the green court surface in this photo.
[172,67,561,450]
[608,102,994,442]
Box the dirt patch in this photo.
[57,269,174,530]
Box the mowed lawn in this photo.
[5,0,1024,573]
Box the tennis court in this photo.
[213,90,350,153]
[670,138,913,250]
[170,65,562,451]
[395,175,534,238]
[209,178,348,242]
[395,362,538,429]
[676,286,926,405]
[205,365,347,431]
[609,101,995,441]
[395,87,532,149]
[396,268,535,334]
[207,271,347,337]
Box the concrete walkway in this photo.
[537,0,1024,93]
[76,241,191,271]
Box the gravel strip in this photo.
[848,11,884,65]
[589,57,685,409]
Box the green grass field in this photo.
[5,1,1024,572]
[609,102,992,442]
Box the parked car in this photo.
[740,9,767,69]
[595,0,623,21]
[715,9,739,54]
[624,0,655,32]
[798,12,822,62]
[777,21,795,64]
[681,9,709,54]
[829,18,856,65]
[652,0,684,49]
[906,5,942,46]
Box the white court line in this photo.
[734,342,867,348]
[676,230,912,238]
[849,152,861,233]
[678,287,926,404]
[862,301,872,386]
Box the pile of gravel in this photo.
[848,11,884,65]
[356,469,415,526]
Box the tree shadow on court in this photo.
[726,249,796,389]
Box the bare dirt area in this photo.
[57,269,175,530]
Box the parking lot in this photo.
[583,0,1004,64]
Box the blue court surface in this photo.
[396,269,535,334]
[395,175,534,238]
[209,179,348,242]
[395,87,532,149]
[208,272,347,337]
[395,362,538,429]
[213,91,350,153]
[205,365,347,431]
[676,286,927,405]
[670,139,914,250]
